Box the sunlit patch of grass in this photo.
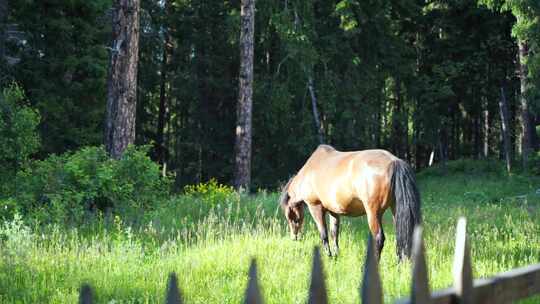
[1,161,539,303]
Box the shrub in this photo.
[0,198,19,220]
[529,151,540,176]
[0,213,34,260]
[183,178,237,207]
[11,146,170,223]
[0,84,40,195]
[418,158,505,177]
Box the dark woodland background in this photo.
[1,0,539,191]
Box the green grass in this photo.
[1,160,540,303]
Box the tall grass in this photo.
[0,160,539,303]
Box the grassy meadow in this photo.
[1,160,540,303]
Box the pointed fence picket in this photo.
[78,284,93,304]
[308,247,328,304]
[410,226,430,303]
[244,259,263,304]
[361,234,382,304]
[79,217,540,303]
[165,273,182,304]
[452,218,474,304]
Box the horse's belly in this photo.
[326,198,366,216]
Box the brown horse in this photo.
[279,145,421,260]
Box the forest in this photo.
[1,0,540,191]
[1,1,540,303]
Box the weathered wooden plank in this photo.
[361,234,382,304]
[166,272,183,304]
[411,226,431,304]
[470,263,540,304]
[452,217,473,304]
[308,247,328,304]
[244,259,263,304]
[79,284,93,304]
[402,263,540,304]
[397,286,456,304]
[430,287,456,304]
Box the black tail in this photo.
[390,159,421,260]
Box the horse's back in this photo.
[308,147,397,176]
[295,146,397,215]
[354,149,398,171]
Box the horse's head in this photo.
[279,177,305,240]
[285,202,305,240]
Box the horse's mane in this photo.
[315,144,335,152]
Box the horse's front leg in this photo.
[308,204,331,256]
[329,212,340,256]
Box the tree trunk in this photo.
[374,92,381,148]
[156,4,172,170]
[482,97,489,158]
[452,111,459,159]
[404,106,410,162]
[514,86,521,156]
[413,109,420,169]
[518,40,532,170]
[104,0,140,159]
[439,128,448,173]
[195,21,209,184]
[381,92,387,148]
[392,76,403,158]
[156,40,171,169]
[474,115,480,158]
[0,0,7,62]
[381,91,387,137]
[499,86,512,173]
[531,113,539,150]
[234,0,255,192]
[308,76,324,144]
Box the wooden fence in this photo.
[78,217,540,304]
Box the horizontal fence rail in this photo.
[78,217,540,304]
[405,263,540,304]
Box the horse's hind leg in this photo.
[308,204,332,256]
[367,211,385,260]
[329,212,340,256]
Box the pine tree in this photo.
[234,0,255,192]
[105,0,141,159]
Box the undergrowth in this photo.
[0,160,539,303]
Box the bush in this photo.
[183,178,237,207]
[0,84,40,195]
[10,146,171,223]
[418,158,505,178]
[529,151,540,176]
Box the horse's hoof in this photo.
[324,248,333,257]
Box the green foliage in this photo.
[528,150,540,175]
[0,213,34,261]
[0,198,18,220]
[0,84,40,195]
[419,158,506,177]
[3,0,538,188]
[183,178,237,207]
[10,146,170,223]
[479,0,540,103]
[8,0,111,154]
[0,164,539,303]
